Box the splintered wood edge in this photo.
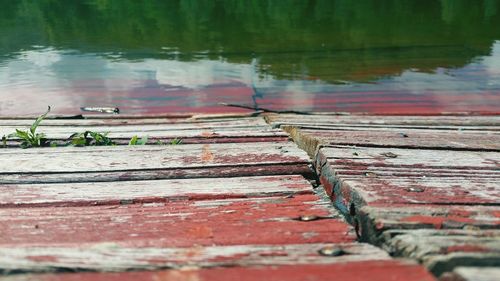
[440,266,500,281]
[384,229,500,277]
[280,125,321,158]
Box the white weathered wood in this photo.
[440,267,500,281]
[0,117,267,127]
[0,142,308,173]
[266,114,500,127]
[0,243,390,274]
[387,229,500,276]
[321,146,500,170]
[0,125,284,139]
[0,175,312,206]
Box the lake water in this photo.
[1,0,499,115]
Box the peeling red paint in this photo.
[9,261,437,281]
[0,195,354,247]
[25,255,59,263]
[445,245,489,253]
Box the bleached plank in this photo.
[386,229,500,277]
[0,142,308,173]
[0,175,312,207]
[320,146,500,170]
[0,117,267,127]
[266,114,500,128]
[440,267,500,281]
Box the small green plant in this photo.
[8,106,51,148]
[69,131,115,146]
[153,138,183,145]
[129,135,148,145]
[170,138,183,145]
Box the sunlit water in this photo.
[1,0,500,115]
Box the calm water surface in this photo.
[1,0,500,115]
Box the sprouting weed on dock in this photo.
[129,135,148,145]
[69,131,115,146]
[2,107,183,148]
[8,106,52,148]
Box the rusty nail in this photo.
[381,152,398,158]
[318,246,346,257]
[406,187,425,192]
[463,225,480,231]
[352,152,359,156]
[298,215,320,221]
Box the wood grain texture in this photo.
[358,205,500,245]
[315,146,499,218]
[440,267,500,281]
[0,261,437,281]
[0,194,354,248]
[0,143,307,173]
[266,114,500,128]
[268,114,500,156]
[386,229,500,277]
[0,117,289,146]
[0,142,313,183]
[0,175,313,207]
[0,117,265,127]
[0,243,391,274]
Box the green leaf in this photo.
[170,138,183,145]
[1,135,6,148]
[30,106,51,135]
[14,129,30,139]
[129,135,138,145]
[138,136,148,145]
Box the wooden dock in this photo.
[0,113,498,280]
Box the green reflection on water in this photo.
[1,0,500,83]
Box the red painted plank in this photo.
[0,194,354,248]
[0,243,393,274]
[0,261,437,281]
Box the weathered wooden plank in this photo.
[266,114,500,127]
[288,128,500,158]
[335,177,499,206]
[386,229,500,277]
[0,142,309,174]
[1,127,286,141]
[0,243,389,274]
[357,205,500,245]
[0,117,266,127]
[315,146,499,219]
[284,127,500,157]
[0,260,437,280]
[319,146,500,171]
[440,267,500,281]
[0,163,312,184]
[0,175,312,207]
[0,194,353,248]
